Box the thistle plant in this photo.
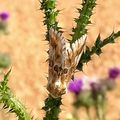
[0,12,9,34]
[0,12,11,70]
[0,53,11,69]
[41,0,120,119]
[67,67,120,120]
[0,0,120,120]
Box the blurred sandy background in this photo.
[0,0,120,120]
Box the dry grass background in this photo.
[0,0,120,120]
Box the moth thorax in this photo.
[47,78,67,98]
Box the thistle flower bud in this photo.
[68,79,83,95]
[108,67,120,80]
[0,12,9,21]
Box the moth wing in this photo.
[49,29,66,66]
[71,34,87,68]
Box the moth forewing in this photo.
[72,34,87,67]
[48,29,68,97]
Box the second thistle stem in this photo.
[96,95,106,120]
[42,94,62,120]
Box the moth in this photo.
[47,29,87,98]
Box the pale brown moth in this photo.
[47,29,87,98]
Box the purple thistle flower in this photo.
[68,79,83,95]
[0,12,9,21]
[109,67,120,79]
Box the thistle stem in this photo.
[40,0,61,41]
[96,95,106,120]
[42,94,62,120]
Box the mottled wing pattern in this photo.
[48,29,87,97]
[48,29,67,97]
[49,29,66,69]
[66,35,87,70]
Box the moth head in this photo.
[47,29,87,98]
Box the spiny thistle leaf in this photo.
[40,0,61,41]
[0,70,32,120]
[1,69,11,86]
[77,31,120,70]
[42,94,62,120]
[71,0,96,43]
